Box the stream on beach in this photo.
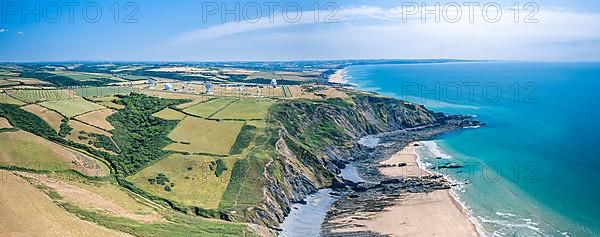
[278,163,365,236]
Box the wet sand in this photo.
[336,142,480,236]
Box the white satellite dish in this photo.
[270,79,277,88]
[205,82,213,94]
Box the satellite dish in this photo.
[205,82,213,94]
[270,79,277,88]
[164,83,173,91]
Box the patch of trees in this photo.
[148,173,175,192]
[107,93,191,175]
[229,125,257,155]
[210,159,228,177]
[88,133,120,153]
[58,118,72,137]
[0,104,59,139]
[0,103,118,173]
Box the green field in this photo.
[39,98,105,117]
[61,203,254,237]
[165,117,244,155]
[212,99,274,120]
[75,87,136,97]
[282,86,292,97]
[182,99,234,118]
[49,71,118,82]
[220,120,274,211]
[152,108,187,120]
[0,80,20,86]
[8,89,72,103]
[127,154,236,209]
[0,93,26,105]
[116,75,150,81]
[219,152,270,211]
[0,130,109,176]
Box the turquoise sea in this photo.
[345,62,600,236]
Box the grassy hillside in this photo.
[127,154,236,210]
[0,130,109,176]
[0,171,129,236]
[164,118,244,155]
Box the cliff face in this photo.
[244,94,448,231]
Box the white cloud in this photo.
[0,29,7,33]
[165,5,600,61]
[16,31,23,35]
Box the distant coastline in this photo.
[327,69,349,84]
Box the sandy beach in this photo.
[328,69,348,84]
[338,142,480,236]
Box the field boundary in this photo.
[206,99,237,118]
[71,110,114,133]
[69,117,121,153]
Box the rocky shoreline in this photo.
[320,116,480,236]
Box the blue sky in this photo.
[1,0,599,61]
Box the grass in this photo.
[0,130,109,176]
[67,120,115,153]
[0,116,12,128]
[0,79,20,86]
[165,117,244,155]
[229,125,257,155]
[0,170,127,237]
[116,75,150,80]
[75,87,136,98]
[152,108,187,120]
[8,89,72,103]
[21,104,65,132]
[107,93,189,175]
[212,99,274,120]
[220,120,274,212]
[49,71,117,82]
[219,152,270,211]
[0,130,70,170]
[74,109,116,130]
[39,98,105,117]
[3,77,51,85]
[182,98,234,118]
[0,93,26,105]
[127,154,236,209]
[282,86,293,97]
[31,172,159,222]
[61,202,255,237]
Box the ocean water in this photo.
[345,62,600,236]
